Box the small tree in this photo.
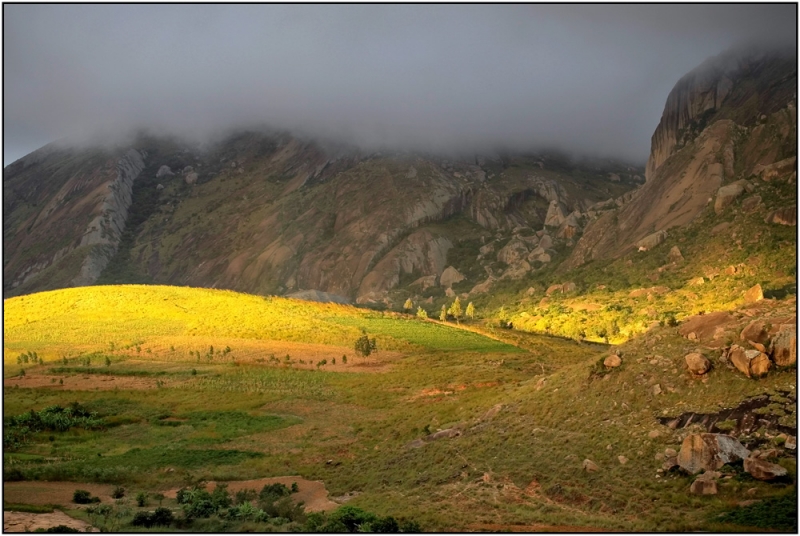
[354,335,372,358]
[439,305,447,322]
[403,298,413,312]
[466,302,475,320]
[416,306,428,319]
[448,297,463,323]
[105,356,111,367]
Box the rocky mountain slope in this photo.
[562,47,796,272]
[3,133,641,302]
[3,45,795,315]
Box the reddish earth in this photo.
[4,511,97,533]
[4,373,173,391]
[162,476,338,512]
[3,481,115,506]
[466,523,608,532]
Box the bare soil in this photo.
[3,481,115,506]
[466,522,609,532]
[4,511,97,533]
[4,373,174,391]
[162,476,338,512]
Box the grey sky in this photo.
[3,4,796,166]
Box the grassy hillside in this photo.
[3,284,796,532]
[3,285,518,369]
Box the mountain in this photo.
[3,45,796,322]
[567,46,796,269]
[3,133,642,302]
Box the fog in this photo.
[4,4,796,166]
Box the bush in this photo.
[111,486,125,499]
[44,525,81,533]
[72,489,99,504]
[135,491,147,507]
[131,507,174,528]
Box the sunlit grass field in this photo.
[3,285,517,369]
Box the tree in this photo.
[416,306,428,319]
[466,301,475,320]
[355,335,372,358]
[403,298,413,312]
[448,297,463,323]
[439,305,447,322]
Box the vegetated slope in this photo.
[451,44,796,343]
[3,128,642,303]
[2,285,518,365]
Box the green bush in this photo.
[72,489,99,504]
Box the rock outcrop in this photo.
[677,433,750,474]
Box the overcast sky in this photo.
[3,4,796,166]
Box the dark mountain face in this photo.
[3,131,641,302]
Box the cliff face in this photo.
[567,46,797,269]
[3,146,145,294]
[646,47,797,181]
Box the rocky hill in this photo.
[566,46,796,269]
[3,133,641,302]
[3,45,795,317]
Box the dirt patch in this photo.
[3,373,177,391]
[162,476,338,512]
[4,511,97,533]
[466,523,608,532]
[3,481,115,506]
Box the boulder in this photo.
[740,320,770,346]
[185,171,198,185]
[688,276,705,286]
[743,457,788,481]
[469,277,495,296]
[689,472,720,495]
[497,238,529,265]
[685,352,711,375]
[156,183,165,190]
[710,222,732,236]
[678,311,734,342]
[582,459,599,472]
[156,165,174,178]
[546,284,563,296]
[664,448,677,458]
[538,234,553,250]
[714,180,749,214]
[544,201,566,227]
[662,457,679,472]
[668,246,684,263]
[772,326,797,367]
[527,246,552,264]
[743,284,763,303]
[635,230,668,251]
[785,436,796,450]
[562,282,577,293]
[677,433,750,474]
[728,345,771,378]
[409,275,437,291]
[765,206,797,226]
[502,261,531,280]
[617,455,628,465]
[741,195,762,213]
[604,354,622,368]
[439,266,465,288]
[754,156,796,182]
[445,287,456,298]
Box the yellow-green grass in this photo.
[3,285,518,370]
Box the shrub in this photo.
[72,489,99,504]
[135,491,147,507]
[44,525,81,533]
[111,486,125,499]
[131,507,174,528]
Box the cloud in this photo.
[3,4,796,165]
